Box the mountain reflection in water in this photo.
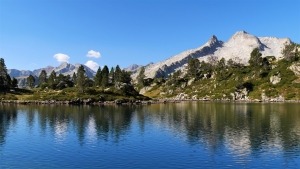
[0,102,299,168]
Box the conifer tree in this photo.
[187,58,200,77]
[137,66,145,86]
[48,70,57,87]
[120,70,131,83]
[38,70,47,85]
[109,67,115,84]
[72,72,77,84]
[0,58,10,90]
[115,65,122,82]
[26,75,35,88]
[11,77,18,88]
[101,65,109,88]
[76,65,87,93]
[249,48,262,67]
[93,67,102,87]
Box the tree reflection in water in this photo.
[0,102,299,158]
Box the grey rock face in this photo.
[289,62,300,75]
[231,88,249,100]
[270,72,281,84]
[139,86,153,95]
[131,31,291,80]
[175,93,187,100]
[124,64,143,72]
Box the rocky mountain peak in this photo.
[229,30,255,40]
[124,64,142,72]
[131,31,292,80]
[226,30,262,49]
[57,62,70,69]
[205,35,220,47]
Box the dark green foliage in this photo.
[101,65,109,88]
[38,70,47,85]
[172,70,181,80]
[187,58,200,77]
[48,70,57,89]
[199,61,213,74]
[137,66,145,86]
[56,74,74,90]
[115,65,122,82]
[120,70,132,83]
[0,58,11,90]
[216,58,232,81]
[11,78,18,88]
[216,58,226,70]
[109,67,115,84]
[259,70,269,78]
[93,67,102,87]
[237,81,254,91]
[26,75,35,88]
[227,58,243,68]
[285,92,296,100]
[216,70,232,81]
[72,72,77,84]
[76,65,88,93]
[281,42,299,62]
[249,48,262,67]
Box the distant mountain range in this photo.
[8,63,96,87]
[131,30,291,79]
[8,62,96,78]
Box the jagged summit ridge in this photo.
[132,31,291,79]
[203,35,222,48]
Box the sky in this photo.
[0,0,299,71]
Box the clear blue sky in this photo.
[1,0,299,71]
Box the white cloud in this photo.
[53,53,70,63]
[86,50,101,58]
[85,60,99,71]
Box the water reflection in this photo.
[0,105,17,145]
[0,102,299,158]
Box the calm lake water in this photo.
[0,102,299,168]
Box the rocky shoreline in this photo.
[1,98,299,105]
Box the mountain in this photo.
[123,64,143,72]
[8,63,96,87]
[8,62,95,78]
[131,31,291,79]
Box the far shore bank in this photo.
[1,98,300,106]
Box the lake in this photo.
[0,102,299,168]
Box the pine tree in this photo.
[93,67,102,87]
[11,78,18,88]
[109,67,115,84]
[187,58,200,77]
[115,65,122,82]
[57,73,65,82]
[101,65,109,88]
[76,65,87,93]
[48,70,57,88]
[249,48,262,67]
[137,66,145,86]
[0,58,11,90]
[38,70,47,85]
[72,72,77,84]
[120,70,131,83]
[26,75,35,88]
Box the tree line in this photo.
[0,58,18,91]
[0,58,133,94]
